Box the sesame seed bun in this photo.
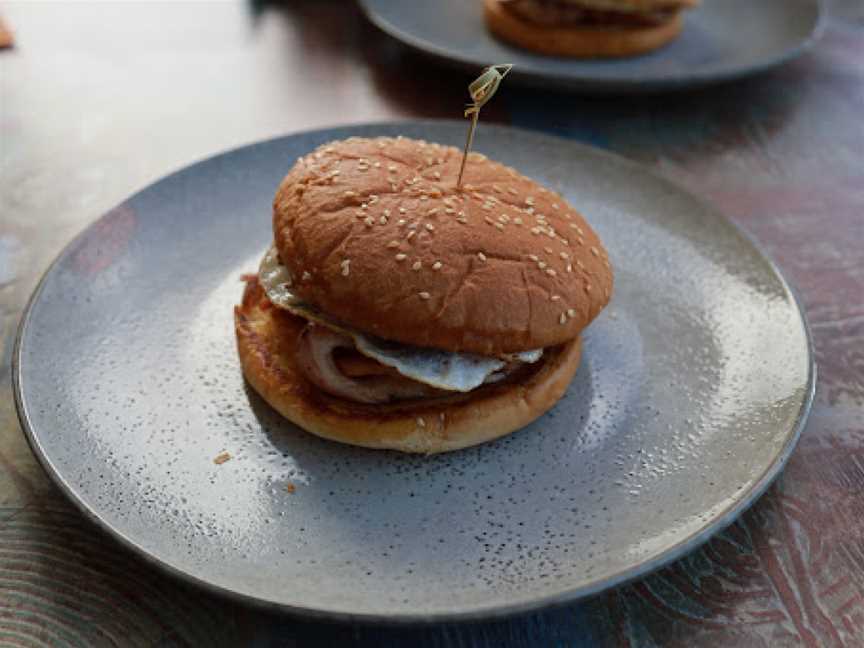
[273,136,612,356]
[483,0,685,58]
[532,0,697,12]
[235,277,582,454]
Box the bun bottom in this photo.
[483,0,683,58]
[234,277,582,454]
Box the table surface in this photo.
[1,1,862,646]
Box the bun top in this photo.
[273,136,612,355]
[545,0,698,11]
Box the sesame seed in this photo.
[396,253,407,261]
[499,214,510,223]
[361,203,368,210]
[420,195,429,202]
[341,265,350,276]
[552,203,560,210]
[407,230,416,240]
[485,217,495,226]
[397,218,406,226]
[508,187,518,196]
[492,184,502,193]
[566,264,573,273]
[384,209,391,217]
[560,252,569,259]
[458,211,465,217]
[445,208,456,214]
[369,195,379,203]
[416,417,426,428]
[526,196,535,205]
[387,240,400,249]
[482,203,493,211]
[531,227,541,235]
[495,223,504,231]
[546,268,557,277]
[374,161,381,168]
[380,215,388,225]
[344,190,357,198]
[477,252,487,262]
[399,207,407,214]
[569,223,578,229]
[433,171,441,180]
[302,271,311,281]
[355,211,364,219]
[514,217,523,225]
[427,208,439,216]
[390,183,397,191]
[551,295,561,301]
[526,207,535,215]
[412,261,422,271]
[528,254,539,261]
[324,147,335,154]
[590,246,600,257]
[561,239,570,246]
[559,313,567,325]
[432,261,443,270]
[419,291,431,300]
[388,165,397,173]
[576,260,585,269]
[364,217,374,227]
[538,261,547,269]
[425,223,435,231]
[457,217,468,224]
[331,169,341,176]
[567,309,576,318]
[544,247,554,255]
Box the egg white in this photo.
[258,247,542,392]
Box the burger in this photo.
[483,0,699,58]
[235,135,613,453]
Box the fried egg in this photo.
[258,247,543,392]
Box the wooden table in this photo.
[1,1,862,645]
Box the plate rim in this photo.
[12,120,816,624]
[357,0,828,93]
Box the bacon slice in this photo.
[295,324,444,404]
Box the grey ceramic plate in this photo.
[358,0,825,92]
[14,122,813,623]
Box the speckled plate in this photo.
[14,122,814,623]
[358,0,825,92]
